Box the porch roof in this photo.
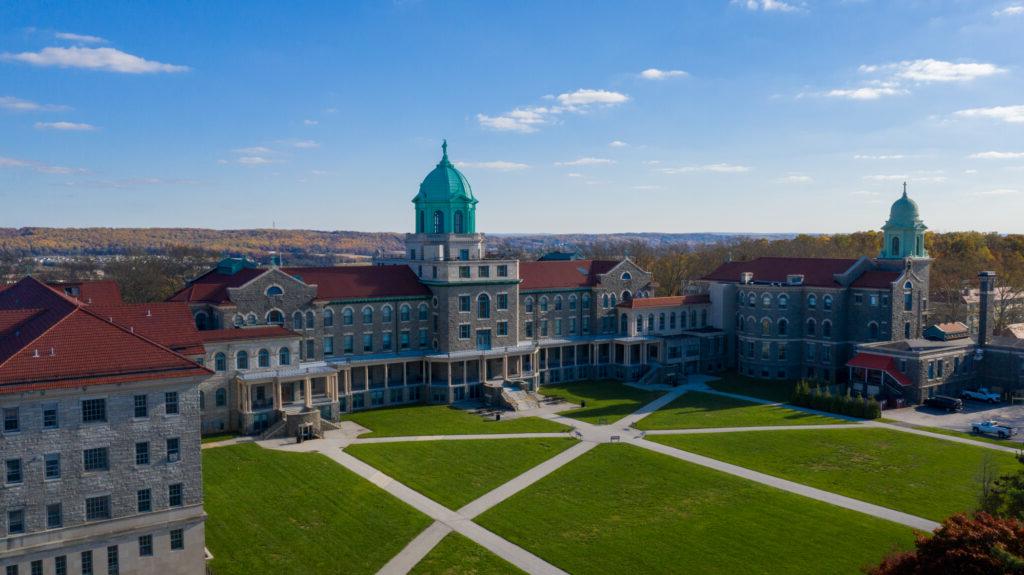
[846,353,912,387]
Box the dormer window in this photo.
[266,285,284,297]
[621,272,632,281]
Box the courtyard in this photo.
[201,376,1014,574]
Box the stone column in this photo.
[447,362,452,387]
[274,378,282,409]
[503,355,509,379]
[402,362,408,386]
[304,377,313,408]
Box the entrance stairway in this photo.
[499,381,541,411]
[636,361,662,386]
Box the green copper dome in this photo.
[415,140,476,203]
[880,183,928,259]
[886,188,922,227]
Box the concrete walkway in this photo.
[348,432,570,445]
[642,423,868,435]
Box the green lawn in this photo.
[652,427,1019,521]
[705,371,799,403]
[203,443,432,575]
[476,444,914,575]
[346,438,577,509]
[339,404,570,437]
[411,532,525,575]
[539,380,663,424]
[636,391,844,430]
[200,432,238,444]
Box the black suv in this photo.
[923,395,964,412]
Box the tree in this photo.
[981,451,1024,520]
[868,512,1024,575]
[102,246,217,303]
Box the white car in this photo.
[971,420,1016,439]
[961,388,1001,403]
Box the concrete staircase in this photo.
[636,362,662,386]
[500,385,540,412]
[258,414,288,440]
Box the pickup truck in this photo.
[971,420,1017,439]
[961,388,1001,403]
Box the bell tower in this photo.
[880,183,928,260]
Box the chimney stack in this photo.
[978,271,996,349]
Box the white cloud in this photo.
[640,68,688,80]
[34,121,95,131]
[660,163,750,174]
[237,156,273,165]
[860,59,1005,83]
[233,146,273,155]
[964,169,978,174]
[455,161,529,171]
[554,157,615,167]
[777,174,813,183]
[994,5,1024,16]
[60,177,201,188]
[969,151,1024,159]
[0,96,69,112]
[737,0,798,12]
[863,174,947,183]
[54,32,106,44]
[854,154,905,160]
[567,173,584,178]
[291,140,319,149]
[0,155,86,174]
[826,86,908,100]
[608,140,628,148]
[478,88,628,133]
[632,185,663,190]
[973,188,1020,196]
[955,105,1024,124]
[303,119,319,126]
[1,47,189,73]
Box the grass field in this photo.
[651,427,1019,521]
[475,444,914,575]
[339,404,570,437]
[203,443,431,575]
[705,372,799,403]
[635,391,844,430]
[345,438,578,509]
[410,532,525,575]
[539,380,663,424]
[201,432,238,444]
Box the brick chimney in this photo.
[977,271,996,349]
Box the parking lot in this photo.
[883,400,1024,443]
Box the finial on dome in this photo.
[902,181,908,197]
[442,139,448,161]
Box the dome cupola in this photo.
[879,183,928,259]
[412,140,478,235]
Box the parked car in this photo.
[971,420,1017,439]
[961,388,1001,404]
[923,395,964,412]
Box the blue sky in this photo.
[2,1,1023,234]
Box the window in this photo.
[602,293,609,308]
[84,447,109,471]
[344,335,354,354]
[46,503,62,529]
[245,313,257,325]
[236,351,249,370]
[137,489,151,513]
[86,495,111,521]
[30,561,41,575]
[303,310,314,328]
[478,265,490,278]
[382,332,393,351]
[138,535,153,557]
[55,556,67,575]
[928,361,935,379]
[362,334,373,352]
[823,295,833,311]
[136,442,150,465]
[107,545,118,575]
[459,295,471,312]
[778,318,788,336]
[855,293,863,304]
[778,294,788,309]
[266,309,284,324]
[807,294,817,309]
[165,391,179,415]
[323,308,334,327]
[214,352,226,372]
[42,403,59,429]
[82,399,106,423]
[400,331,410,349]
[555,319,563,336]
[636,315,643,333]
[45,453,60,479]
[748,294,756,307]
[232,314,244,328]
[869,322,879,339]
[130,395,148,419]
[258,348,270,368]
[806,318,816,337]
[621,272,632,281]
[418,328,428,347]
[459,324,471,339]
[670,312,677,330]
[170,528,184,551]
[497,265,508,277]
[2,409,19,433]
[822,320,832,338]
[292,312,303,330]
[761,318,772,336]
[554,296,563,311]
[7,509,24,534]
[539,297,549,312]
[582,293,590,309]
[343,308,354,325]
[904,322,912,339]
[166,438,180,463]
[400,304,411,321]
[762,293,772,307]
[459,266,471,278]
[169,483,183,506]
[497,293,508,310]
[525,297,534,313]
[266,285,283,297]
[215,388,227,407]
[497,321,509,336]
[381,306,393,323]
[362,307,374,324]
[324,336,334,355]
[6,458,22,484]
[418,303,429,320]
[524,321,533,338]
[477,294,491,319]
[432,210,445,233]
[81,551,93,575]
[459,249,470,261]
[659,313,666,330]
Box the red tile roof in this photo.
[703,257,860,287]
[0,277,210,394]
[519,260,620,290]
[90,302,205,356]
[618,295,710,309]
[168,267,265,304]
[198,326,298,343]
[47,280,123,305]
[850,270,900,289]
[846,353,912,387]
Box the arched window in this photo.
[806,318,816,336]
[807,294,817,309]
[610,294,617,307]
[382,306,393,323]
[265,285,284,297]
[214,352,226,372]
[279,346,291,366]
[245,313,257,325]
[869,322,879,339]
[602,294,609,308]
[621,314,629,334]
[258,349,270,368]
[342,307,354,325]
[762,318,772,336]
[621,272,632,281]
[266,310,284,325]
[400,304,411,322]
[635,315,643,332]
[233,314,244,328]
[738,291,745,304]
[778,294,789,309]
[778,318,788,336]
[418,210,424,233]
[554,296,563,311]
[621,290,632,302]
[194,312,208,330]
[822,320,832,338]
[670,312,677,329]
[748,294,756,307]
[659,313,666,330]
[292,311,303,330]
[199,391,205,410]
[305,310,315,328]
[323,308,334,327]
[362,306,374,324]
[454,210,464,234]
[568,294,577,310]
[477,294,491,319]
[215,388,226,407]
[647,314,655,330]
[746,317,756,333]
[581,293,590,309]
[236,350,249,370]
[823,295,833,311]
[892,236,900,255]
[525,297,534,313]
[432,210,445,234]
[539,297,549,312]
[418,303,429,320]
[904,282,914,311]
[762,293,772,307]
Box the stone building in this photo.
[701,187,932,384]
[1,277,209,575]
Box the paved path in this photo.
[349,432,570,445]
[642,423,868,435]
